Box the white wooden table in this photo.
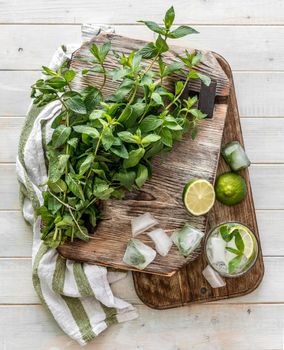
[1,1,284,349]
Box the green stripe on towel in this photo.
[73,263,118,326]
[62,295,96,343]
[52,255,67,294]
[32,242,49,304]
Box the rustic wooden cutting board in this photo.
[58,33,230,276]
[132,54,264,308]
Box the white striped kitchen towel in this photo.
[16,26,138,346]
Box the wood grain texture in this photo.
[2,71,284,117]
[0,2,283,348]
[0,304,283,350]
[0,212,32,257]
[3,25,284,71]
[0,209,281,257]
[58,33,229,275]
[0,257,282,305]
[2,166,284,211]
[0,117,23,162]
[59,103,228,275]
[70,33,230,97]
[1,0,284,24]
[133,54,264,309]
[3,164,284,210]
[2,117,284,163]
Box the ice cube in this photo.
[208,237,227,264]
[222,141,251,171]
[147,228,173,257]
[202,265,226,288]
[231,148,251,171]
[131,212,159,237]
[123,239,156,270]
[171,223,204,257]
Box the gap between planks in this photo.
[3,23,284,26]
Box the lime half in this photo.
[183,179,215,216]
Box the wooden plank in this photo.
[0,210,282,257]
[70,33,230,97]
[0,257,283,305]
[241,118,284,163]
[2,117,284,163]
[0,304,283,350]
[1,71,283,117]
[0,164,19,210]
[256,210,284,255]
[235,72,284,117]
[1,0,284,24]
[249,165,284,209]
[2,164,284,210]
[2,25,284,71]
[0,118,23,162]
[0,259,39,304]
[0,211,32,257]
[114,25,284,71]
[0,25,81,70]
[0,71,38,116]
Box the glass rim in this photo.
[204,221,259,278]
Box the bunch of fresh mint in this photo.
[31,6,210,248]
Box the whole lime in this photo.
[215,172,247,206]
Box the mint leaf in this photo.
[234,230,245,254]
[52,125,71,148]
[138,21,165,35]
[139,43,159,59]
[48,153,69,183]
[220,225,234,242]
[152,92,164,105]
[110,144,129,159]
[228,255,243,274]
[114,170,136,190]
[160,128,172,147]
[169,25,199,39]
[73,125,99,138]
[135,164,149,188]
[141,134,161,146]
[123,148,145,168]
[64,70,76,82]
[66,173,85,200]
[100,41,111,60]
[226,247,241,255]
[101,126,115,150]
[65,95,87,114]
[164,6,175,29]
[118,131,138,143]
[196,73,211,87]
[140,116,163,133]
[155,35,169,53]
[163,62,183,77]
[79,154,94,175]
[48,179,67,193]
